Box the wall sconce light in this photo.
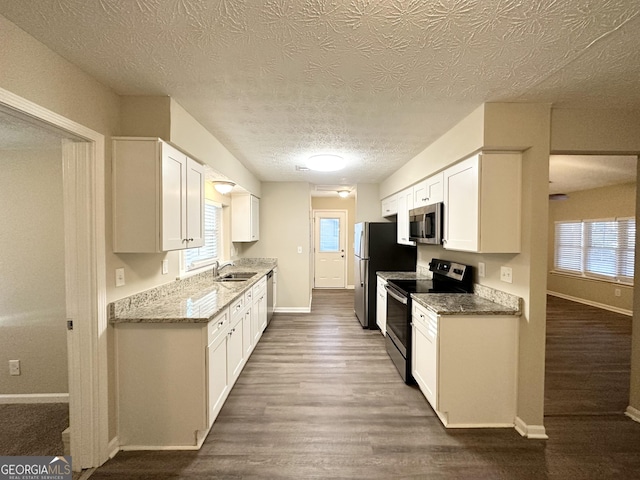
[213,181,235,194]
[338,190,350,198]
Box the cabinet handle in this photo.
[421,197,427,201]
[218,321,224,326]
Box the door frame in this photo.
[0,87,108,469]
[312,209,348,288]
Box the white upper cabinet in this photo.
[232,193,260,242]
[413,172,443,208]
[381,194,398,217]
[113,138,204,253]
[396,187,415,246]
[443,152,521,253]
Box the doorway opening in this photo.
[313,210,348,288]
[544,154,637,417]
[0,89,108,470]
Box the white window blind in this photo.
[184,201,221,271]
[554,217,635,284]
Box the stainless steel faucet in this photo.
[212,260,219,278]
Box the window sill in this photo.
[177,260,219,280]
[549,270,633,287]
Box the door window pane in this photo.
[319,218,340,252]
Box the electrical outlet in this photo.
[115,268,125,287]
[500,266,513,284]
[162,259,169,275]
[9,360,20,376]
[478,262,486,278]
[615,288,621,297]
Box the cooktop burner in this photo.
[386,279,434,295]
[387,259,474,295]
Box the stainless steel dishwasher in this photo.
[266,270,274,327]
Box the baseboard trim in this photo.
[275,306,312,313]
[108,436,120,459]
[0,393,69,404]
[514,416,548,439]
[625,406,640,423]
[547,291,632,317]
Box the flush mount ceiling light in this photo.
[213,181,235,194]
[338,190,350,198]
[306,154,345,172]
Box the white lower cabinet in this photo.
[376,276,387,335]
[207,324,228,428]
[226,314,244,382]
[252,276,268,342]
[412,301,518,428]
[116,274,271,450]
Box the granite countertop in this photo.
[109,258,277,324]
[412,293,520,316]
[377,271,430,281]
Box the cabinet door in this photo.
[227,317,244,383]
[242,306,253,357]
[207,332,228,427]
[252,298,262,345]
[381,195,398,217]
[186,158,204,248]
[161,143,187,251]
[258,293,267,332]
[413,180,428,208]
[425,172,443,205]
[397,188,415,245]
[443,155,479,252]
[376,278,387,335]
[250,195,260,241]
[412,309,438,409]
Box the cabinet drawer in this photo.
[253,276,267,297]
[208,308,229,345]
[230,295,245,320]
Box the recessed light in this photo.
[307,154,345,172]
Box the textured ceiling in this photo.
[1,1,640,185]
[549,154,637,194]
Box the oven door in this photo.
[385,284,409,356]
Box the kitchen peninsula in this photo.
[110,258,277,450]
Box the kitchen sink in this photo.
[215,272,257,282]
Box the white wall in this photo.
[239,183,312,309]
[0,147,68,395]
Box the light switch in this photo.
[115,268,125,287]
[297,246,302,254]
[478,262,486,278]
[162,259,169,275]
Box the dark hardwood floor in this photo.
[89,290,640,479]
[545,295,632,416]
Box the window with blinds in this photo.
[554,217,635,284]
[184,200,221,271]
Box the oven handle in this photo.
[385,285,408,305]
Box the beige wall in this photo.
[381,103,552,431]
[239,183,312,309]
[0,147,68,395]
[380,105,485,199]
[169,99,261,196]
[355,183,385,223]
[547,183,636,313]
[312,196,356,287]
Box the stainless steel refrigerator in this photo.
[354,222,417,328]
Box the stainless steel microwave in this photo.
[409,203,443,245]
